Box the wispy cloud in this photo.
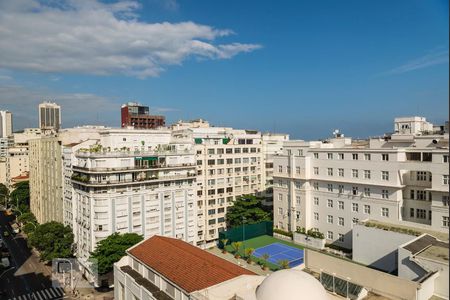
[0,75,12,80]
[152,107,179,113]
[385,48,449,75]
[0,0,261,79]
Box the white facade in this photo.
[0,110,12,138]
[273,117,449,249]
[70,129,197,283]
[171,120,265,247]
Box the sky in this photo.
[0,0,448,140]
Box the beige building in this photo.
[39,101,61,133]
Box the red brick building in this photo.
[121,102,165,129]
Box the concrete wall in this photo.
[352,224,414,272]
[293,232,325,250]
[415,256,449,299]
[398,245,428,281]
[305,249,420,300]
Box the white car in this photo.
[1,257,10,268]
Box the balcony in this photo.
[119,266,173,300]
[71,173,196,187]
[72,163,196,173]
[76,148,194,158]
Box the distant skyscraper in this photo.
[39,101,61,132]
[121,102,165,129]
[0,110,13,138]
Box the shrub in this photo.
[273,228,293,238]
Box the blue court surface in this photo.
[253,242,304,268]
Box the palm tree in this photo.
[244,248,255,264]
[231,241,242,258]
[261,253,270,270]
[278,259,290,269]
[221,239,229,253]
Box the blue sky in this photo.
[0,0,448,140]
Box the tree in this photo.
[0,183,8,207]
[244,248,255,263]
[10,181,30,211]
[231,241,242,258]
[225,195,271,228]
[17,212,36,225]
[28,221,74,261]
[90,233,143,275]
[278,259,290,269]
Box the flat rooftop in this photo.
[416,244,449,264]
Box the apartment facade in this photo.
[171,120,265,247]
[70,129,197,283]
[0,110,12,138]
[273,117,449,249]
[121,102,165,129]
[39,101,61,132]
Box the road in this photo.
[0,213,65,300]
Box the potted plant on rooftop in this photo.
[231,241,242,259]
[245,248,255,264]
[261,253,270,270]
[221,238,229,254]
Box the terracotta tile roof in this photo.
[128,235,255,293]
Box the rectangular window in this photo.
[338,168,344,177]
[364,188,371,197]
[278,208,283,215]
[296,196,301,205]
[364,170,371,179]
[382,171,389,181]
[314,167,319,175]
[352,217,359,225]
[313,153,319,159]
[352,169,358,178]
[296,212,301,220]
[278,194,283,201]
[327,199,333,208]
[352,153,358,160]
[314,212,319,220]
[443,175,449,185]
[417,190,426,200]
[314,197,319,206]
[416,171,427,181]
[352,186,358,195]
[382,154,389,161]
[298,149,303,156]
[296,167,301,174]
[364,205,371,214]
[338,217,344,226]
[327,168,333,176]
[442,195,449,206]
[313,182,319,190]
[410,190,415,200]
[338,153,344,160]
[338,234,344,242]
[278,166,283,173]
[364,153,371,160]
[444,155,449,163]
[327,231,333,240]
[382,190,389,199]
[416,209,426,219]
[208,159,215,165]
[327,184,333,192]
[410,208,414,217]
[338,185,344,193]
[327,153,333,159]
[226,148,232,154]
[234,148,241,154]
[352,203,359,212]
[338,201,344,210]
[208,149,215,155]
[327,215,333,224]
[382,207,389,217]
[442,216,449,227]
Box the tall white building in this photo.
[273,117,449,249]
[0,110,12,138]
[171,120,265,247]
[39,101,61,132]
[69,128,197,284]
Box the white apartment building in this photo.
[70,128,197,284]
[0,110,12,138]
[171,120,265,247]
[273,117,449,249]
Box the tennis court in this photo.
[253,242,304,268]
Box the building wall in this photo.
[0,111,12,138]
[415,256,449,299]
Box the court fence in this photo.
[218,221,273,248]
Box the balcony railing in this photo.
[72,173,196,186]
[76,148,194,158]
[73,163,196,173]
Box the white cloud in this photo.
[386,48,449,75]
[0,0,261,78]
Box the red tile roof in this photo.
[128,235,255,293]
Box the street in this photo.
[0,213,65,300]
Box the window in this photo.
[352,217,359,225]
[327,231,333,240]
[208,149,215,155]
[338,168,344,177]
[444,155,449,163]
[313,182,319,190]
[327,168,333,176]
[234,148,241,154]
[314,197,319,206]
[278,208,283,215]
[327,184,333,192]
[442,195,449,206]
[416,209,426,219]
[296,212,301,220]
[295,181,301,189]
[352,203,359,212]
[442,216,449,227]
[298,149,303,156]
[234,158,241,164]
[364,205,371,214]
[382,154,389,161]
[296,196,301,205]
[382,207,389,217]
[226,148,232,154]
[313,167,319,175]
[352,153,358,160]
[352,186,358,195]
[278,166,283,173]
[410,208,414,217]
[338,153,344,160]
[364,170,371,179]
[327,215,333,224]
[278,194,283,201]
[417,190,426,200]
[338,201,344,210]
[327,153,333,159]
[416,171,427,181]
[382,171,389,181]
[313,153,319,159]
[364,153,371,160]
[443,175,449,185]
[352,169,358,178]
[364,188,371,197]
[338,185,344,193]
[338,234,344,242]
[296,167,301,174]
[208,209,215,215]
[208,159,215,165]
[382,189,389,199]
[243,147,249,153]
[338,217,344,226]
[327,199,333,208]
[314,212,319,220]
